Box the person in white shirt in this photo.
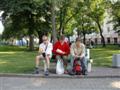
[34,35,53,76]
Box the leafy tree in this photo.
[87,0,107,47]
[73,0,97,44]
[109,0,120,34]
[50,0,80,42]
[0,0,110,48]
[0,0,51,50]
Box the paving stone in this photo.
[0,77,120,90]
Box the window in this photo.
[107,38,110,44]
[114,38,118,44]
[95,38,97,44]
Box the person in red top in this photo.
[52,35,70,74]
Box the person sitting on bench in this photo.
[70,37,87,75]
[52,35,70,74]
[34,35,53,76]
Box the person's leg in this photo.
[35,55,41,68]
[80,57,87,75]
[56,55,61,60]
[44,56,50,71]
[34,55,43,74]
[44,55,51,76]
[43,60,47,72]
[63,56,69,73]
[70,56,75,69]
[67,55,76,75]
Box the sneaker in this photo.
[68,71,75,76]
[44,69,49,76]
[82,70,87,75]
[34,67,40,74]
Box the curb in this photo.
[0,73,120,79]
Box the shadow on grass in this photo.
[0,45,28,51]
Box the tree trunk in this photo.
[97,21,106,47]
[29,34,34,51]
[81,18,86,44]
[51,1,57,44]
[62,27,65,35]
[83,33,86,44]
[37,31,43,44]
[77,29,80,37]
[28,14,34,51]
[59,8,63,35]
[38,35,42,44]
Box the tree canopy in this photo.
[0,0,119,49]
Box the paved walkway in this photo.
[0,67,120,78]
[87,67,120,77]
[0,67,120,90]
[0,77,120,90]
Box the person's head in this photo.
[42,35,48,44]
[75,37,81,47]
[59,35,65,42]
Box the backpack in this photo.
[73,59,82,75]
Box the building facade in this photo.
[86,14,120,45]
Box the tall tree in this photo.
[56,0,80,35]
[88,0,106,47]
[109,0,120,34]
[51,0,57,43]
[0,0,50,50]
[73,0,97,44]
[75,15,97,44]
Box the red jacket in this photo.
[52,41,70,56]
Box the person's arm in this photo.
[53,42,65,54]
[38,44,44,54]
[70,44,80,58]
[80,44,86,58]
[70,44,75,56]
[65,43,70,55]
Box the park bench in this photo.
[50,48,92,72]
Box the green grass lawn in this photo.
[0,45,37,73]
[91,45,120,67]
[0,45,120,73]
